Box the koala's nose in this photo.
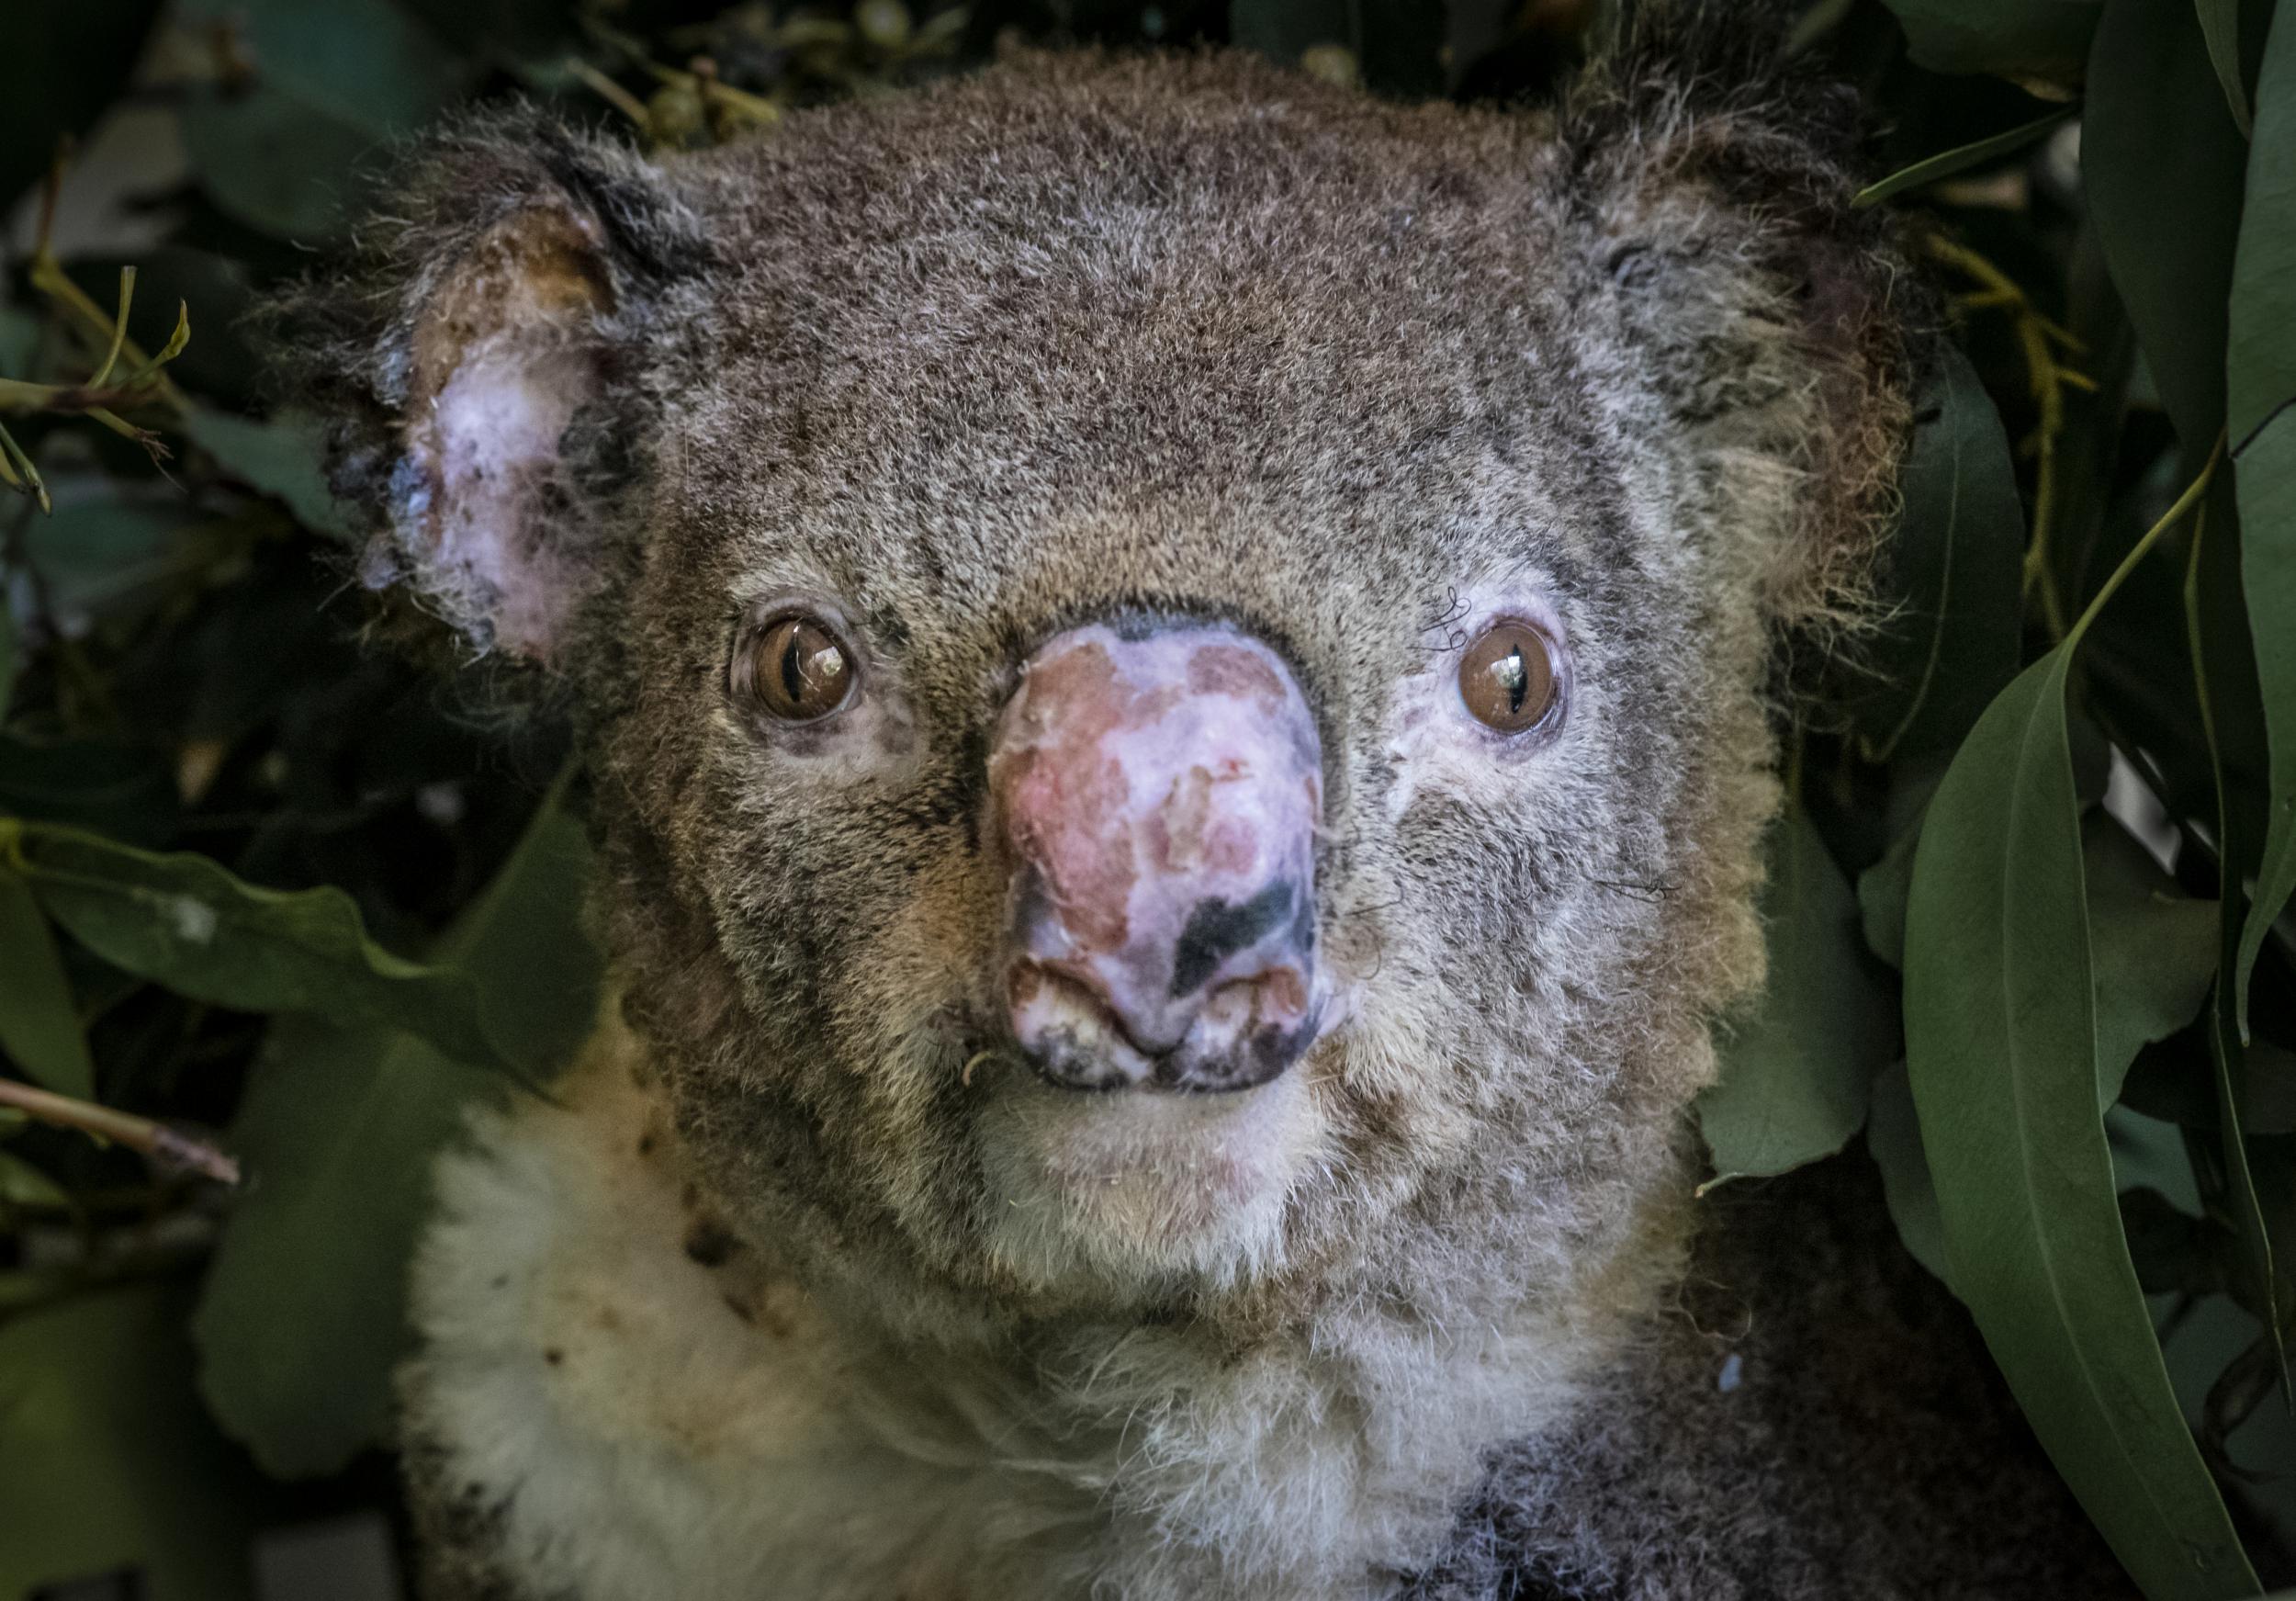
[990,620,1322,1093]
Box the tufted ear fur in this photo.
[1557,13,1927,632]
[273,114,707,662]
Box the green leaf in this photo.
[2086,0,2251,464]
[1859,818,1921,971]
[194,784,602,1476]
[1882,0,2101,84]
[0,602,17,725]
[1905,626,2258,1591]
[1854,104,2077,209]
[183,406,355,543]
[19,500,219,631]
[1698,807,1896,1185]
[0,1148,70,1211]
[2198,0,2257,137]
[1867,1058,1955,1286]
[2184,479,2294,1398]
[1229,0,1449,96]
[1860,349,2028,761]
[1866,804,2215,1085]
[176,0,466,141]
[6,820,502,1073]
[2230,0,2296,1033]
[2123,1029,2296,1135]
[0,864,95,1099]
[2083,811,2222,1104]
[0,1282,277,1601]
[174,0,467,240]
[181,83,382,241]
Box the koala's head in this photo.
[292,39,1913,1333]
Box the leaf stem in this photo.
[0,1078,240,1185]
[2066,431,2225,649]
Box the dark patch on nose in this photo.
[1171,880,1295,998]
[1010,863,1057,943]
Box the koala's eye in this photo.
[743,614,856,722]
[1458,619,1561,735]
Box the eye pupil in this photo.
[1458,621,1559,734]
[1491,647,1527,715]
[778,637,808,704]
[748,615,854,721]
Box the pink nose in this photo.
[989,621,1322,1091]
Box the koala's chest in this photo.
[399,1034,1098,1601]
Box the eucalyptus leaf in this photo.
[2185,479,2292,1399]
[2197,0,2257,136]
[1860,348,2027,761]
[181,83,384,241]
[1905,637,2257,1593]
[0,602,17,724]
[183,407,355,543]
[1859,818,1921,971]
[2086,0,2249,464]
[1881,0,2100,85]
[194,785,602,1476]
[0,1148,70,1211]
[2084,811,2222,1104]
[20,501,218,631]
[1698,806,1895,1184]
[174,0,467,141]
[1854,105,2077,209]
[1867,1058,1954,1287]
[2122,1028,2296,1136]
[0,864,96,1099]
[0,1283,276,1601]
[2229,0,2296,1032]
[6,821,502,1073]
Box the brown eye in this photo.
[1458,620,1559,734]
[745,614,855,722]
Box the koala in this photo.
[280,16,2138,1601]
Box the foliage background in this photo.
[2,0,2294,1595]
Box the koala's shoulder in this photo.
[1411,1156,2137,1601]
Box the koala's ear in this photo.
[1555,16,1926,629]
[278,114,704,662]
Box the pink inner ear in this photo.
[416,342,600,660]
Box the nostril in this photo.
[1008,962,1176,1090]
[1010,959,1319,1093]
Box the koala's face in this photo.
[304,51,1908,1322]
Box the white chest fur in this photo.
[401,1029,1642,1600]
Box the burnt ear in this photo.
[276,113,703,661]
[1557,15,1926,629]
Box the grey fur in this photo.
[276,23,2129,1599]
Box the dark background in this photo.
[3,1,2294,1595]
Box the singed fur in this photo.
[276,26,2133,1600]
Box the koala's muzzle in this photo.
[991,622,1322,1093]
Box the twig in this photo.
[1926,234,2090,641]
[0,1078,241,1186]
